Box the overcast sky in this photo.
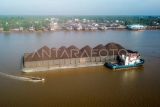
[0,0,160,15]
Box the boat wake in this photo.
[0,72,45,83]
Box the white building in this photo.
[127,24,146,30]
[29,26,35,31]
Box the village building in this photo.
[0,28,3,32]
[28,26,35,31]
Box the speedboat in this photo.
[29,77,45,82]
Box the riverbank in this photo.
[0,28,160,33]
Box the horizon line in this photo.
[0,14,160,16]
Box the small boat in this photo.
[29,77,45,82]
[104,50,145,70]
[105,59,144,69]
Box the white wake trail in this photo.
[0,72,44,82]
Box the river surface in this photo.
[0,30,160,107]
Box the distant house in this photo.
[29,26,35,31]
[19,27,24,31]
[10,28,20,32]
[49,22,59,31]
[8,27,23,32]
[74,23,82,30]
[65,26,73,31]
[117,25,126,29]
[98,26,107,30]
[92,23,99,27]
[23,43,125,72]
[74,18,79,22]
[49,22,55,31]
[0,28,3,32]
[42,27,48,32]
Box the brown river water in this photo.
[0,30,160,107]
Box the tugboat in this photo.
[105,50,145,69]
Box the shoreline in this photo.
[0,29,160,33]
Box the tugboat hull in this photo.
[105,59,145,69]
